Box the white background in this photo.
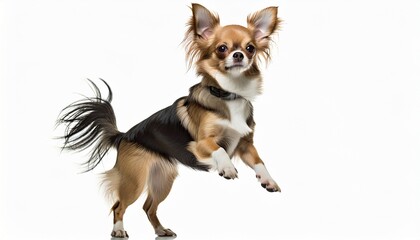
[1,0,420,239]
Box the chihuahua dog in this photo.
[58,3,281,238]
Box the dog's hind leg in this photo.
[111,201,129,238]
[143,160,178,237]
[111,180,145,238]
[106,141,153,238]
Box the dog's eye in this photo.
[246,44,255,54]
[217,45,228,53]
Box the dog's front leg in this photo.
[189,137,238,179]
[236,138,281,192]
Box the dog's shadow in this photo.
[111,236,176,240]
[155,236,177,240]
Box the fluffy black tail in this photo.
[57,79,123,172]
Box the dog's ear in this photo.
[191,3,220,39]
[247,7,281,45]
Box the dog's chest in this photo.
[218,99,252,137]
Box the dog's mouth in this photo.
[224,63,244,71]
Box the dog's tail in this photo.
[57,79,123,172]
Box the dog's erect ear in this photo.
[247,7,281,45]
[191,3,220,39]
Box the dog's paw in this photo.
[257,175,281,192]
[254,163,280,192]
[218,165,238,179]
[156,227,177,237]
[111,230,129,238]
[111,221,128,238]
[212,148,238,179]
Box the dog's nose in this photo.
[233,52,244,62]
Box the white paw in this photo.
[257,175,281,192]
[155,227,177,237]
[111,221,128,238]
[254,163,281,192]
[218,164,238,179]
[111,230,128,238]
[212,148,238,179]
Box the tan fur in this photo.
[103,141,152,200]
[178,94,237,168]
[185,111,226,160]
[103,141,154,223]
[143,160,178,235]
[103,140,179,235]
[188,136,220,159]
[235,137,264,167]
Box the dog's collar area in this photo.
[208,86,240,100]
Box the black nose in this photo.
[233,52,244,61]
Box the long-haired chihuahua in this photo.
[58,3,281,238]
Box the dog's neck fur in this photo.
[196,61,263,101]
[186,72,258,123]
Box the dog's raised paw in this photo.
[218,166,238,180]
[260,179,281,192]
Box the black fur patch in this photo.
[124,98,209,171]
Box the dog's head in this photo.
[184,3,281,78]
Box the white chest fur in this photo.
[217,99,252,137]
